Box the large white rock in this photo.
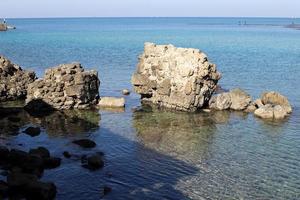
[131,43,221,112]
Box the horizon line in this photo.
[2,16,300,20]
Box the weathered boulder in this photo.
[0,56,36,101]
[98,97,125,108]
[25,63,100,110]
[229,88,252,110]
[131,43,221,112]
[261,91,292,113]
[209,93,231,110]
[254,92,292,120]
[209,88,251,111]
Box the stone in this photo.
[25,63,100,110]
[72,139,96,148]
[0,56,36,101]
[87,154,104,170]
[43,157,61,169]
[0,181,8,198]
[131,43,221,112]
[254,104,274,119]
[98,97,125,108]
[122,89,130,95]
[273,105,288,119]
[63,151,71,158]
[261,91,292,113]
[229,88,252,110]
[209,93,231,110]
[29,147,50,159]
[23,127,41,137]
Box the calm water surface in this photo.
[0,18,300,199]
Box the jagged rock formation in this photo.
[209,88,252,111]
[131,43,221,112]
[254,91,292,119]
[0,56,36,101]
[26,63,100,110]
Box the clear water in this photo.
[0,18,300,200]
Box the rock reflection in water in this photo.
[0,107,100,136]
[133,106,232,162]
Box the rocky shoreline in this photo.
[0,42,293,199]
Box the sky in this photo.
[1,0,299,18]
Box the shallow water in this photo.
[0,18,300,199]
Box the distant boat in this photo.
[0,18,16,31]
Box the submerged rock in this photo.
[23,127,41,137]
[131,43,221,112]
[98,97,125,108]
[87,154,104,170]
[26,63,100,110]
[72,139,96,148]
[0,56,36,101]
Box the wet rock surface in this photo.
[26,63,100,110]
[131,43,221,112]
[73,139,96,148]
[0,56,36,102]
[0,146,60,199]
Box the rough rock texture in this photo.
[131,43,221,112]
[209,88,251,111]
[26,63,100,110]
[98,97,125,108]
[261,91,292,114]
[0,56,36,101]
[254,91,292,120]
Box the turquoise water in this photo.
[0,18,300,199]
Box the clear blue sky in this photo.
[1,0,299,18]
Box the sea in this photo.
[0,17,299,199]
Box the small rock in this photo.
[254,104,274,119]
[43,157,61,169]
[209,93,231,110]
[122,89,130,95]
[23,127,41,137]
[72,139,96,148]
[229,88,251,111]
[98,97,125,108]
[87,154,104,170]
[25,181,57,200]
[101,186,112,197]
[29,147,50,158]
[273,105,288,119]
[261,91,292,113]
[63,151,71,158]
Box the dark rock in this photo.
[72,139,96,148]
[0,180,9,198]
[25,180,56,200]
[21,154,44,177]
[29,147,50,158]
[7,117,21,123]
[43,157,61,169]
[0,146,9,161]
[87,154,104,170]
[101,186,112,196]
[7,172,56,200]
[8,149,29,166]
[23,127,41,137]
[63,151,71,158]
